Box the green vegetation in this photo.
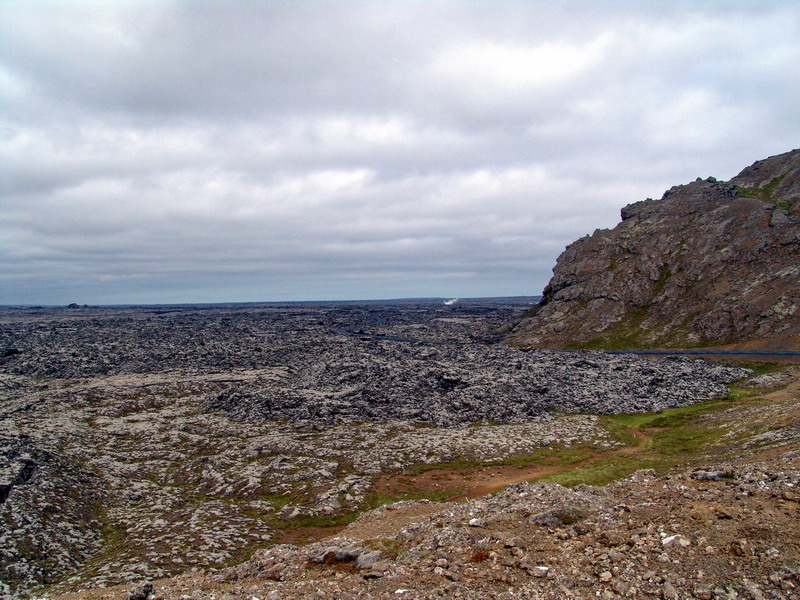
[735,174,791,210]
[256,488,462,548]
[236,491,293,519]
[365,375,784,498]
[567,306,650,350]
[719,386,762,402]
[78,500,129,574]
[573,308,715,350]
[722,360,787,376]
[537,386,765,487]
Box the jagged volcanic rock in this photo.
[0,434,104,596]
[507,149,800,349]
[207,344,747,426]
[0,301,755,598]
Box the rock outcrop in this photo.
[507,149,800,349]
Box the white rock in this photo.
[662,534,691,548]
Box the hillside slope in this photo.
[53,370,800,600]
[507,149,800,349]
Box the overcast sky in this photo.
[1,1,799,305]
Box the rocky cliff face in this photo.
[507,149,800,349]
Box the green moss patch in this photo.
[537,385,774,488]
[736,174,791,210]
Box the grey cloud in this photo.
[1,1,799,304]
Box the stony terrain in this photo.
[207,341,746,426]
[50,374,800,600]
[0,300,751,598]
[506,149,800,350]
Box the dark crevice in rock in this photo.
[0,459,38,505]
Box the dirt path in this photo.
[446,463,568,501]
[372,427,655,505]
[285,373,800,547]
[440,373,800,501]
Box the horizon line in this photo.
[0,294,542,309]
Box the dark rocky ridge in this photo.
[506,149,800,349]
[1,302,746,426]
[207,343,746,426]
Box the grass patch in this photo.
[515,446,596,467]
[536,388,767,487]
[540,454,650,488]
[573,311,711,350]
[720,386,762,402]
[235,491,294,519]
[406,457,486,474]
[735,174,790,210]
[568,306,664,350]
[249,491,294,507]
[77,500,129,574]
[267,488,460,547]
[266,488,460,547]
[720,361,788,376]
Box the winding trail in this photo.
[284,374,800,546]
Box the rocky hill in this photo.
[506,149,800,349]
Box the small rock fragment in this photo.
[662,534,691,548]
[128,582,153,600]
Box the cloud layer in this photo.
[2,1,799,304]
